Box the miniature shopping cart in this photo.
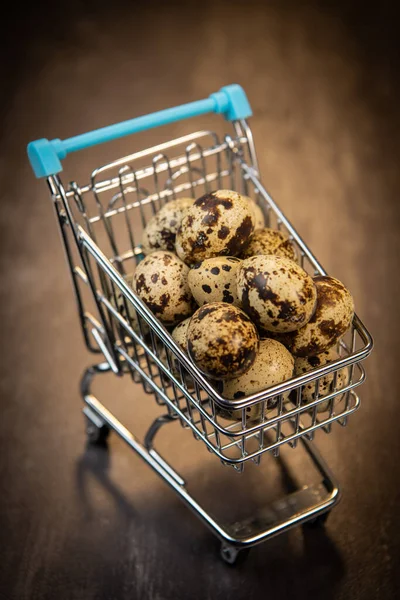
[28,85,373,564]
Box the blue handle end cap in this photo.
[27,138,64,178]
[211,84,252,121]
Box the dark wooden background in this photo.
[1,1,400,598]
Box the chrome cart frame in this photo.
[28,85,373,563]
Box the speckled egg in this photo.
[141,197,194,254]
[217,339,294,422]
[246,197,266,229]
[133,251,196,326]
[294,348,349,412]
[240,228,297,261]
[187,302,259,380]
[111,272,149,336]
[237,255,317,333]
[188,257,242,306]
[175,190,255,265]
[171,317,195,388]
[171,317,191,352]
[274,276,354,356]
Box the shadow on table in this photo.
[74,437,346,600]
[75,440,139,522]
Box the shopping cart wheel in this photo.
[220,544,250,565]
[303,510,330,528]
[85,419,110,444]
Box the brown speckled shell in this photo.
[111,273,149,336]
[171,317,194,388]
[294,348,349,411]
[240,227,297,261]
[175,190,255,265]
[141,197,194,254]
[188,256,242,307]
[237,255,317,333]
[217,339,294,422]
[171,317,191,352]
[246,198,266,229]
[187,302,259,380]
[274,276,354,357]
[133,251,196,326]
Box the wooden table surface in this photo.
[1,1,400,598]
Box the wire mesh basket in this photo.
[28,85,373,562]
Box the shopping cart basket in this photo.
[27,85,373,564]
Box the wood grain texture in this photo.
[1,1,400,599]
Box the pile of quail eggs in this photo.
[121,190,354,423]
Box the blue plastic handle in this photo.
[27,84,252,178]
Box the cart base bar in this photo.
[81,363,341,562]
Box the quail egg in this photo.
[133,251,196,326]
[246,197,266,229]
[141,197,194,254]
[237,255,317,333]
[171,317,195,388]
[293,348,349,412]
[175,190,255,265]
[187,302,259,380]
[275,276,354,356]
[217,339,294,422]
[240,227,297,261]
[171,316,191,351]
[111,272,149,336]
[188,257,242,306]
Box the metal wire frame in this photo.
[46,121,373,469]
[81,360,341,558]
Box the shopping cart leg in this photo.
[79,362,342,565]
[81,363,112,444]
